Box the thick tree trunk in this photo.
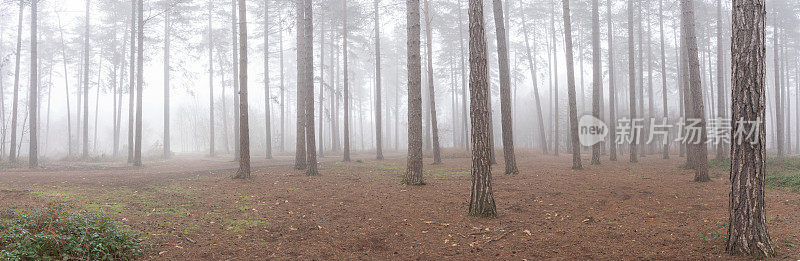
[9,2,23,163]
[423,0,442,164]
[234,0,251,179]
[492,0,517,173]
[298,0,318,176]
[627,0,638,163]
[294,0,308,170]
[342,0,351,162]
[726,0,773,256]
[467,0,496,218]
[681,0,709,182]
[562,0,582,170]
[28,0,38,167]
[607,0,617,161]
[590,0,601,165]
[404,0,424,186]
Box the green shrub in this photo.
[0,207,144,260]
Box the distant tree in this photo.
[375,0,384,160]
[658,0,669,159]
[550,0,559,156]
[423,0,441,164]
[606,0,617,161]
[28,0,38,168]
[128,0,136,163]
[134,0,144,167]
[342,0,351,162]
[714,0,726,160]
[208,0,216,157]
[263,0,272,159]
[9,1,23,163]
[726,0,773,257]
[492,0,517,174]
[467,0,496,218]
[680,0,708,182]
[590,0,600,165]
[520,1,547,155]
[231,0,241,162]
[771,12,783,158]
[82,0,91,159]
[234,0,251,179]
[627,0,637,163]
[561,0,582,170]
[404,0,424,186]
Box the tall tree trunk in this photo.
[772,23,782,157]
[28,0,38,167]
[521,8,548,154]
[9,2,23,163]
[94,51,101,153]
[404,0,424,185]
[681,0,709,181]
[297,0,317,176]
[163,8,171,159]
[234,0,251,179]
[627,0,638,163]
[57,15,72,157]
[551,1,559,156]
[342,0,351,162]
[264,0,272,159]
[128,0,136,163]
[294,4,308,169]
[607,0,617,161]
[375,0,383,160]
[209,0,216,157]
[715,0,726,160]
[423,0,442,164]
[646,0,654,155]
[590,0,601,165]
[658,0,669,159]
[726,0,773,256]
[458,0,469,150]
[0,23,6,160]
[492,0,518,173]
[280,25,285,152]
[82,0,91,159]
[562,0,582,170]
[467,0,496,218]
[134,0,144,166]
[636,2,645,158]
[231,0,241,161]
[318,9,324,158]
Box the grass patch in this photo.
[709,156,800,192]
[0,206,144,260]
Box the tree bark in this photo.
[234,0,251,179]
[467,0,496,218]
[658,0,669,159]
[715,0,726,160]
[681,0,709,181]
[492,0,518,173]
[232,0,241,162]
[562,0,582,170]
[726,0,773,256]
[404,0,424,186]
[342,0,352,162]
[299,0,318,176]
[607,0,617,161]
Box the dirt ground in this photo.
[1,149,799,260]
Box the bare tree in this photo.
[234,0,251,179]
[492,0,518,174]
[82,0,91,159]
[726,0,773,256]
[772,13,783,158]
[299,0,318,176]
[263,0,272,159]
[550,0,559,156]
[231,0,241,162]
[658,0,669,159]
[467,0,496,218]
[375,0,384,160]
[128,0,136,163]
[342,0,351,162]
[627,0,637,163]
[607,0,616,161]
[208,0,215,157]
[520,2,547,154]
[680,0,708,182]
[590,0,601,165]
[134,0,144,167]
[163,5,171,159]
[404,0,424,186]
[714,0,726,160]
[561,0,582,170]
[9,1,23,163]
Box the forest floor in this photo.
[1,149,800,260]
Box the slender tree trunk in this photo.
[590,0,601,165]
[772,23,782,158]
[82,0,91,159]
[457,0,469,150]
[726,0,773,256]
[551,1,559,156]
[375,0,384,160]
[9,2,23,163]
[264,0,272,159]
[520,10,548,154]
[0,23,5,160]
[714,0,726,160]
[209,0,216,157]
[163,8,171,159]
[491,0,518,173]
[280,25,285,152]
[234,0,251,179]
[681,0,709,181]
[231,0,241,161]
[404,0,424,185]
[128,0,136,163]
[134,0,144,166]
[562,0,582,170]
[342,0,351,162]
[57,15,72,157]
[423,0,442,164]
[28,0,38,167]
[607,0,617,161]
[467,0,496,218]
[627,0,638,163]
[294,4,308,169]
[318,10,324,158]
[94,52,101,153]
[659,0,669,159]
